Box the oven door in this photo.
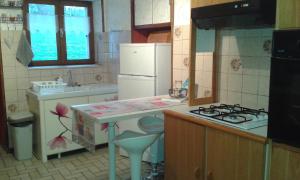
[268,57,300,147]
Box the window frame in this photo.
[23,0,95,66]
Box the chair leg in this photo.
[129,153,142,180]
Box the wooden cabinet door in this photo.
[270,143,300,180]
[152,0,170,24]
[134,0,153,26]
[165,114,205,180]
[206,128,265,180]
[192,0,238,8]
[44,97,88,155]
[276,0,300,29]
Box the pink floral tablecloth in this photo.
[72,96,184,151]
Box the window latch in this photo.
[59,28,64,38]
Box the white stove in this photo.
[188,104,268,130]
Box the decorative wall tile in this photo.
[174,26,182,41]
[216,28,272,107]
[229,57,242,74]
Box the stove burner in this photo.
[189,104,268,127]
[221,114,250,124]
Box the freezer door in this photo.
[118,75,155,100]
[120,44,155,76]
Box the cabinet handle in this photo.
[207,171,213,180]
[194,167,201,179]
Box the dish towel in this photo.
[16,30,33,66]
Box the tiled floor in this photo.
[0,146,150,180]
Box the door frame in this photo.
[0,37,8,150]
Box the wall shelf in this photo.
[0,5,22,9]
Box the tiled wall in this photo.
[195,52,213,98]
[1,0,131,114]
[172,0,272,110]
[216,28,272,110]
[172,0,191,88]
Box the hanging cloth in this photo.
[16,30,33,66]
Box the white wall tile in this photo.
[173,54,183,69]
[227,91,242,105]
[242,56,258,75]
[3,67,17,79]
[4,78,17,91]
[227,74,242,92]
[218,73,228,91]
[242,75,258,94]
[215,28,272,108]
[242,93,258,109]
[258,76,270,96]
[258,95,269,111]
[173,40,183,55]
[5,90,18,103]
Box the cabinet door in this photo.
[88,94,118,145]
[192,0,238,8]
[206,128,264,180]
[270,143,300,180]
[152,0,170,24]
[135,0,153,26]
[44,97,88,155]
[276,0,300,29]
[165,115,205,180]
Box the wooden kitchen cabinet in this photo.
[165,113,205,180]
[276,0,300,29]
[191,0,238,8]
[206,128,265,180]
[134,0,170,26]
[164,111,266,180]
[270,143,300,180]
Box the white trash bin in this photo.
[8,112,34,160]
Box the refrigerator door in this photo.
[120,44,155,76]
[118,75,156,100]
[118,74,156,161]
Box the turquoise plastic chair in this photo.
[114,130,161,180]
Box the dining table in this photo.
[71,95,186,180]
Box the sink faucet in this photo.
[67,70,74,86]
[67,70,81,87]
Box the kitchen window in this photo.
[24,0,95,66]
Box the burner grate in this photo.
[189,104,268,126]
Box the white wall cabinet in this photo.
[152,0,171,24]
[134,0,170,26]
[28,93,117,162]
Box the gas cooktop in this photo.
[188,104,268,130]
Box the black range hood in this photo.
[191,0,276,29]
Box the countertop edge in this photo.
[164,109,267,144]
[26,84,118,101]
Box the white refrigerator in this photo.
[118,43,171,161]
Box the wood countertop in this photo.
[164,109,267,144]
